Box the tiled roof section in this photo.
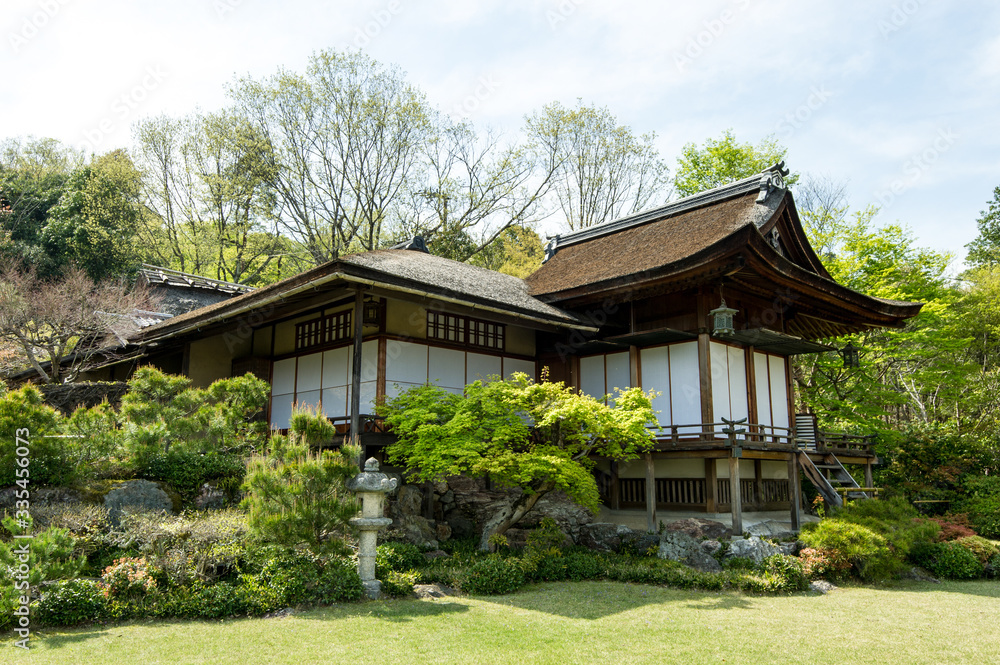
[527,191,765,296]
[340,250,581,323]
[132,250,587,343]
[138,265,255,295]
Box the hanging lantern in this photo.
[709,298,738,337]
[362,297,381,326]
[840,341,860,368]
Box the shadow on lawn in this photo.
[472,581,754,619]
[32,600,472,649]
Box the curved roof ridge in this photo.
[544,162,790,258]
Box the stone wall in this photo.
[383,475,594,548]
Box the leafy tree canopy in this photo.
[674,129,796,198]
[381,373,657,549]
[964,185,1000,269]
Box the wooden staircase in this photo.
[798,452,869,508]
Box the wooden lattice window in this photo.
[427,312,504,351]
[295,310,351,350]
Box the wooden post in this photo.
[705,458,717,513]
[350,289,364,456]
[729,454,743,536]
[698,332,713,438]
[864,461,874,490]
[645,453,657,533]
[788,453,801,532]
[754,459,764,511]
[610,461,621,510]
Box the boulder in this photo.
[194,482,227,510]
[103,480,175,526]
[657,530,701,561]
[435,522,452,542]
[725,536,781,565]
[809,580,838,594]
[445,512,477,540]
[701,539,723,556]
[663,518,729,540]
[578,522,626,552]
[746,519,797,540]
[447,476,485,494]
[395,485,425,517]
[413,583,456,599]
[685,549,723,573]
[392,513,439,549]
[0,486,85,510]
[423,550,450,561]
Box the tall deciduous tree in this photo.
[0,266,154,383]
[0,137,83,276]
[381,373,657,550]
[133,113,288,285]
[395,118,559,262]
[965,186,1000,269]
[674,129,795,198]
[228,50,433,266]
[43,149,146,281]
[525,100,671,231]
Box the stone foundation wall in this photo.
[383,475,595,548]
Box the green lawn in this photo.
[5,580,1000,664]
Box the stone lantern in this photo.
[347,457,398,599]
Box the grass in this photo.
[5,580,1000,664]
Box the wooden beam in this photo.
[729,455,743,536]
[350,288,364,452]
[705,458,717,513]
[864,461,874,491]
[788,453,801,531]
[645,453,657,532]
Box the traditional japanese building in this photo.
[79,164,922,534]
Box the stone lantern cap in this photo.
[347,457,399,493]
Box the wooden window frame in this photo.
[295,310,351,351]
[427,312,505,351]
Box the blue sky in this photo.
[3,0,998,268]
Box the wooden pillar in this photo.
[754,459,764,511]
[350,288,364,455]
[864,461,874,490]
[729,454,743,536]
[705,458,717,513]
[610,461,621,510]
[788,453,801,532]
[645,453,657,533]
[697,332,713,437]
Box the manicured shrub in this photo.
[463,556,525,595]
[139,450,245,504]
[798,547,851,580]
[0,385,72,486]
[376,541,426,575]
[955,535,999,565]
[33,579,109,627]
[910,541,984,580]
[380,570,420,598]
[761,554,809,592]
[102,557,157,600]
[563,551,605,581]
[832,496,939,560]
[799,519,900,582]
[249,547,362,605]
[929,513,976,541]
[958,476,1000,538]
[526,549,570,582]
